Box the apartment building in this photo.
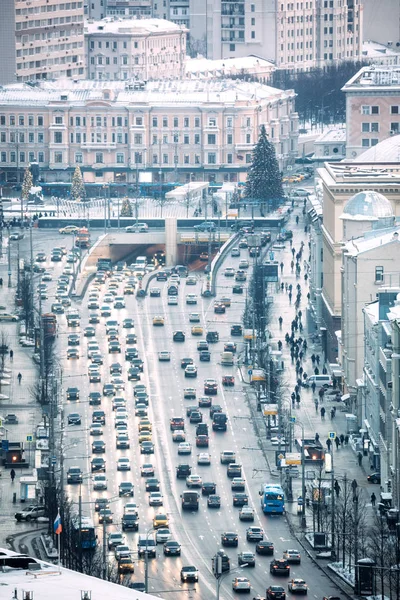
[85,0,153,19]
[0,78,298,186]
[85,18,187,81]
[343,66,400,158]
[14,0,85,82]
[0,0,17,86]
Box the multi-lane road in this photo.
[35,231,341,600]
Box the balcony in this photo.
[81,142,117,150]
[222,10,245,16]
[221,23,245,30]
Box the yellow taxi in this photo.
[138,431,153,443]
[191,325,204,336]
[138,419,152,433]
[220,296,231,307]
[153,316,165,326]
[153,513,169,529]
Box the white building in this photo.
[185,56,275,81]
[388,299,400,510]
[362,41,400,67]
[313,127,346,162]
[0,78,298,186]
[85,18,187,81]
[362,289,398,486]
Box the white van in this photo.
[221,351,234,366]
[306,374,332,388]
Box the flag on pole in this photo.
[54,511,62,535]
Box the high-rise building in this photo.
[0,0,17,85]
[13,0,85,82]
[86,0,153,20]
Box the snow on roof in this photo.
[314,127,346,144]
[362,40,400,59]
[343,227,400,256]
[342,65,400,92]
[185,55,275,74]
[357,134,400,163]
[85,17,185,35]
[0,79,291,107]
[0,548,154,600]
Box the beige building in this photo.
[85,18,187,81]
[86,0,153,20]
[343,66,400,159]
[0,0,17,85]
[0,78,298,186]
[14,0,85,82]
[311,158,400,362]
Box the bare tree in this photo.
[180,189,193,218]
[19,271,34,337]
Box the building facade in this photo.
[0,78,298,186]
[389,300,400,511]
[343,66,400,159]
[14,0,85,82]
[0,0,17,86]
[314,161,400,362]
[85,18,187,81]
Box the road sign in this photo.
[329,431,336,439]
[248,369,253,375]
[1,439,9,451]
[269,251,274,260]
[290,416,296,423]
[26,435,33,442]
[51,457,57,465]
[285,452,301,465]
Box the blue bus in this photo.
[260,484,285,514]
[72,516,97,550]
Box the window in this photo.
[19,115,24,126]
[54,152,63,163]
[38,116,43,126]
[371,106,379,114]
[55,116,63,124]
[226,117,233,128]
[10,152,16,163]
[54,132,63,143]
[184,117,189,127]
[184,155,189,164]
[251,31,255,39]
[133,133,142,144]
[195,117,200,128]
[246,134,251,144]
[246,117,251,127]
[184,135,189,144]
[173,117,178,128]
[28,152,35,163]
[194,134,200,144]
[195,155,200,164]
[1,152,6,162]
[227,153,233,164]
[152,117,158,127]
[0,116,5,126]
[135,117,143,126]
[10,115,15,126]
[207,134,216,145]
[0,133,5,143]
[375,266,384,283]
[28,116,34,126]
[208,118,216,127]
[207,153,216,164]
[227,134,233,144]
[75,153,83,163]
[371,122,379,132]
[391,106,399,114]
[245,153,252,163]
[230,44,235,51]
[163,154,168,164]
[116,153,124,164]
[162,117,168,127]
[38,152,44,163]
[95,152,103,163]
[134,152,142,164]
[362,122,370,132]
[153,154,158,164]
[38,133,44,143]
[19,132,25,143]
[391,123,399,133]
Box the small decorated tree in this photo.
[120,197,133,217]
[71,165,86,202]
[21,166,33,202]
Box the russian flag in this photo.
[54,512,62,535]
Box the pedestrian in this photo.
[314,367,320,375]
[296,215,299,225]
[278,316,283,329]
[290,260,294,272]
[335,436,340,449]
[278,340,282,351]
[311,382,316,394]
[330,408,335,419]
[304,273,308,282]
[280,262,284,274]
[0,277,3,287]
[371,492,376,507]
[334,480,341,498]
[303,340,307,351]
[285,283,288,292]
[311,353,316,364]
[316,354,320,364]
[291,248,295,258]
[315,399,319,413]
[322,366,327,374]
[281,282,284,291]
[9,349,13,361]
[296,393,301,404]
[320,406,325,419]
[357,451,363,466]
[326,438,331,451]
[289,292,292,303]
[17,372,22,384]
[315,432,320,442]
[299,351,304,361]
[340,433,344,445]
[10,468,15,483]
[344,434,349,445]
[299,322,303,332]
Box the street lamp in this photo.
[216,563,248,600]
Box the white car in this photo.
[156,528,171,544]
[189,313,200,323]
[232,577,251,593]
[239,259,249,269]
[186,294,198,305]
[149,492,163,506]
[178,442,192,455]
[168,296,178,306]
[93,474,107,490]
[117,457,131,471]
[197,452,211,465]
[158,351,171,362]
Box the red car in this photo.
[222,375,235,386]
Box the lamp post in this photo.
[216,564,248,600]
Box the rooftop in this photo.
[185,55,275,76]
[314,127,346,144]
[362,41,400,61]
[342,65,400,92]
[341,190,394,221]
[0,548,153,600]
[85,17,185,35]
[321,161,400,185]
[357,134,400,163]
[0,79,293,107]
[343,227,400,256]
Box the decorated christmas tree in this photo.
[120,197,133,217]
[21,166,33,202]
[244,124,283,212]
[71,165,86,202]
